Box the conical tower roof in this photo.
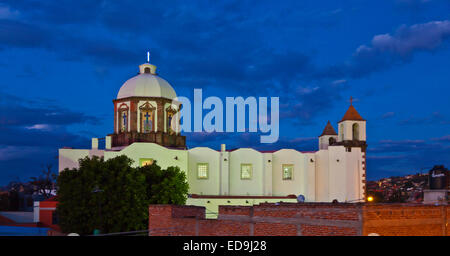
[339,97,365,122]
[320,121,337,136]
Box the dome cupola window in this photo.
[140,102,156,133]
[118,103,129,133]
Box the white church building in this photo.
[59,61,368,218]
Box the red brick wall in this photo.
[199,220,250,236]
[362,204,448,236]
[148,205,197,236]
[251,203,361,236]
[149,203,362,236]
[149,203,449,236]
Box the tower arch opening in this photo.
[352,123,359,141]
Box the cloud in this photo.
[0,92,98,184]
[0,5,19,19]
[369,21,450,56]
[431,135,450,142]
[318,20,450,79]
[399,112,450,125]
[0,19,49,48]
[25,124,53,131]
[381,112,395,119]
[0,92,100,127]
[279,79,350,124]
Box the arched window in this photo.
[329,137,336,145]
[144,67,151,74]
[118,104,129,133]
[167,112,174,133]
[141,110,154,133]
[140,102,156,133]
[166,105,177,134]
[352,123,359,140]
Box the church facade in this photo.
[58,61,367,218]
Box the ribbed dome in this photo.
[116,63,177,100]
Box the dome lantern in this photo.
[116,62,176,100]
[139,63,157,75]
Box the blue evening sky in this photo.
[0,0,449,184]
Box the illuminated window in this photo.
[282,164,293,180]
[241,164,252,180]
[140,158,154,166]
[197,163,209,179]
[139,102,156,133]
[119,110,128,132]
[167,112,174,133]
[141,110,154,133]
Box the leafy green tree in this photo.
[56,155,189,235]
[140,163,189,205]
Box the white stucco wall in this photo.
[327,146,347,202]
[344,147,364,202]
[316,149,329,202]
[187,147,221,195]
[262,153,273,196]
[228,148,264,196]
[104,143,187,171]
[304,153,316,202]
[58,148,104,172]
[271,149,305,197]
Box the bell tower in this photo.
[337,97,367,151]
[319,121,338,150]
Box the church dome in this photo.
[117,63,177,100]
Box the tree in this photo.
[140,163,189,205]
[30,164,57,199]
[56,155,189,235]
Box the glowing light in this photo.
[367,196,374,202]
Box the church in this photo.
[58,60,367,218]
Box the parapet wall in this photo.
[148,203,449,236]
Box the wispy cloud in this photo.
[317,20,450,79]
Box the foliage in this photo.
[56,155,189,235]
[140,163,189,205]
